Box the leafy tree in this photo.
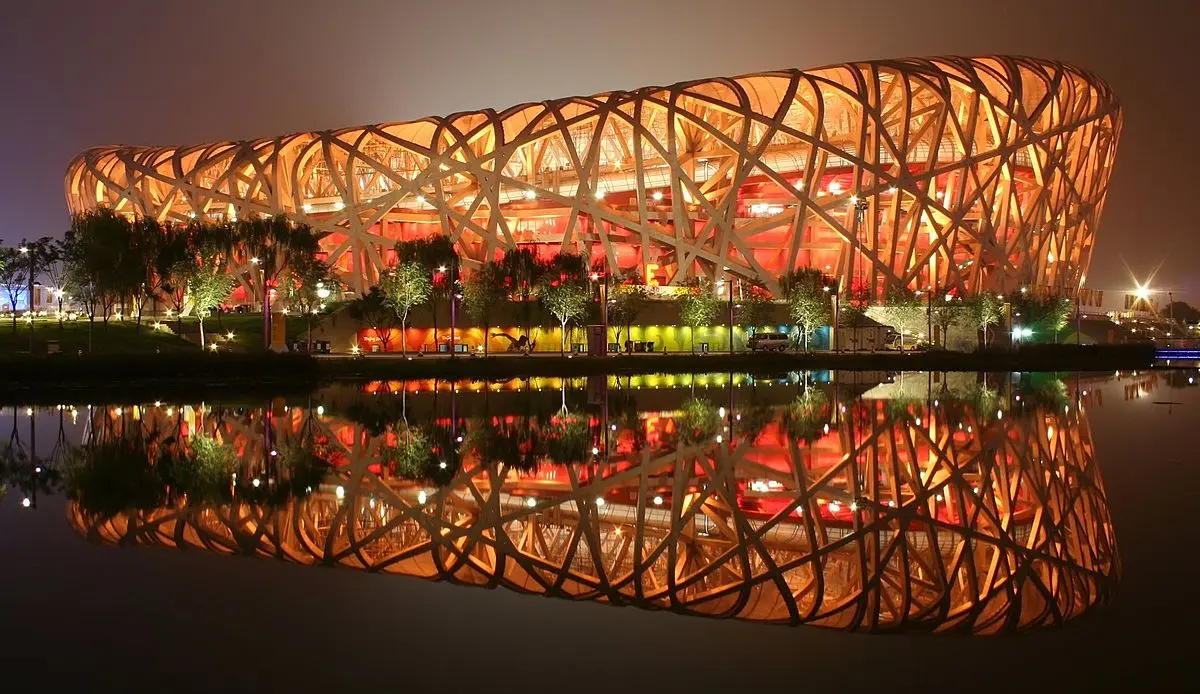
[348,286,399,350]
[234,215,324,306]
[539,252,590,353]
[498,247,545,336]
[462,261,505,356]
[781,268,832,351]
[0,246,27,332]
[968,292,1004,348]
[882,287,926,347]
[62,210,137,347]
[607,272,649,346]
[40,241,69,327]
[284,253,342,350]
[396,236,459,342]
[151,223,192,325]
[379,262,432,355]
[734,281,773,337]
[677,278,720,352]
[929,293,966,348]
[174,224,237,349]
[1011,294,1073,343]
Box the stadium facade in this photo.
[66,56,1121,298]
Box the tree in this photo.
[882,286,926,347]
[174,224,237,349]
[150,223,191,324]
[781,268,831,352]
[462,261,505,356]
[1011,294,1073,343]
[677,278,720,352]
[284,253,342,350]
[347,286,399,351]
[234,215,324,300]
[607,272,649,347]
[0,246,27,332]
[968,292,1003,348]
[734,281,773,337]
[498,247,545,337]
[539,252,590,353]
[929,293,966,348]
[40,241,68,327]
[63,209,135,330]
[378,262,432,355]
[396,236,459,346]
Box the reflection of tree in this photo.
[735,394,775,444]
[546,413,590,464]
[608,390,646,452]
[381,425,433,479]
[1,441,62,505]
[64,436,166,517]
[784,388,830,444]
[158,433,237,504]
[340,397,408,437]
[677,397,719,445]
[468,416,542,471]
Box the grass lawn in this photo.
[171,313,315,351]
[0,318,198,355]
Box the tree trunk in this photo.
[560,319,567,354]
[483,323,489,356]
[401,317,407,355]
[199,315,206,349]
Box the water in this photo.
[1,370,1196,690]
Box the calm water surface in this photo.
[1,370,1196,691]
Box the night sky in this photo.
[1,0,1196,299]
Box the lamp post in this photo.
[312,282,330,351]
[251,257,268,350]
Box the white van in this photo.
[748,332,790,352]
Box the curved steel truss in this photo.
[65,56,1120,296]
[70,386,1117,633]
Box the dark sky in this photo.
[1,0,1196,299]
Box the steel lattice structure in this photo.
[65,56,1120,296]
[70,387,1117,633]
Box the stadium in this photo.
[65,55,1121,299]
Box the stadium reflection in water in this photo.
[66,372,1118,633]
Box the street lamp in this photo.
[250,257,269,349]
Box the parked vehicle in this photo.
[748,332,791,352]
[883,333,926,351]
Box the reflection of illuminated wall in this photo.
[71,391,1117,633]
[66,57,1119,297]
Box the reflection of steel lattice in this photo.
[70,394,1117,633]
[65,57,1120,296]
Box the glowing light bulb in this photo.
[652,495,664,506]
